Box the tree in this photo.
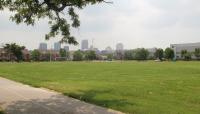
[84,50,96,60]
[134,48,149,60]
[194,48,200,60]
[59,49,67,57]
[107,54,113,61]
[73,50,83,61]
[3,43,25,62]
[154,48,164,60]
[181,50,191,61]
[0,0,111,45]
[164,48,174,60]
[31,50,41,61]
[124,50,135,60]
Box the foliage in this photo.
[0,61,200,114]
[3,43,25,61]
[31,50,41,61]
[194,48,200,60]
[59,49,67,57]
[107,54,113,61]
[84,50,96,60]
[73,50,83,61]
[181,50,191,61]
[0,0,110,45]
[154,48,164,60]
[124,50,135,60]
[164,48,174,60]
[134,48,149,60]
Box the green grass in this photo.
[0,61,200,114]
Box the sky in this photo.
[1,0,200,50]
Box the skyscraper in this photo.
[81,40,89,50]
[116,43,124,51]
[39,43,47,51]
[54,42,61,51]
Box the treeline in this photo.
[1,43,200,62]
[72,48,175,61]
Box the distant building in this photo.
[54,42,61,51]
[101,46,113,55]
[81,40,89,50]
[116,43,124,51]
[105,46,113,53]
[64,46,69,51]
[39,43,47,51]
[171,42,200,59]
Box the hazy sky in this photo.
[1,0,200,50]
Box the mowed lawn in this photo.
[0,61,200,114]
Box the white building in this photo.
[81,40,89,50]
[116,43,124,51]
[171,42,200,59]
[54,42,61,51]
[39,43,47,51]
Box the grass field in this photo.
[0,61,200,114]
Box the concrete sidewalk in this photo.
[0,77,124,114]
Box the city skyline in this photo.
[1,0,200,50]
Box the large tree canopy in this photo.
[0,0,111,45]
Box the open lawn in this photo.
[0,61,200,114]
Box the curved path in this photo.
[0,77,124,114]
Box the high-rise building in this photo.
[54,42,61,51]
[64,46,69,51]
[81,40,89,50]
[116,43,124,51]
[39,43,47,51]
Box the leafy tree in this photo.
[3,43,25,61]
[73,50,83,61]
[134,48,149,60]
[164,48,174,60]
[59,49,67,57]
[0,0,111,44]
[154,48,164,60]
[31,49,41,61]
[194,48,200,60]
[84,50,96,60]
[124,50,135,60]
[181,50,191,61]
[107,54,113,61]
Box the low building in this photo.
[170,42,200,59]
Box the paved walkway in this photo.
[0,77,124,114]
